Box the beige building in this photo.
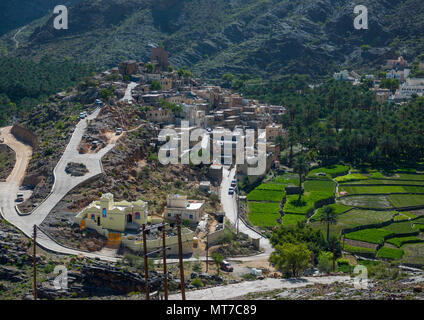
[160,77,173,91]
[266,123,284,142]
[75,193,148,233]
[165,194,205,223]
[147,108,174,123]
[75,193,195,254]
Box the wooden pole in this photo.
[33,225,37,300]
[142,224,149,300]
[206,233,209,273]
[162,223,168,300]
[332,237,336,273]
[176,215,186,300]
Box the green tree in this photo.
[293,155,309,201]
[150,81,162,91]
[145,63,155,73]
[211,252,224,275]
[222,73,235,88]
[269,243,311,277]
[321,206,337,242]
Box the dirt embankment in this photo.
[0,144,16,181]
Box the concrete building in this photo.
[147,108,174,123]
[74,193,194,254]
[165,194,205,223]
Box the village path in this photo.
[12,27,25,49]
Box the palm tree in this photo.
[293,155,309,201]
[321,206,337,242]
[275,135,285,152]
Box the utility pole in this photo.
[176,215,186,300]
[332,237,336,273]
[206,233,209,273]
[142,224,149,300]
[162,223,168,300]
[33,225,37,301]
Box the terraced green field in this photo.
[376,247,404,260]
[308,165,349,179]
[339,179,424,186]
[387,194,424,208]
[382,220,424,234]
[306,169,424,264]
[311,209,396,238]
[272,174,299,186]
[283,191,334,215]
[339,185,424,195]
[312,203,352,220]
[248,210,280,227]
[344,228,393,244]
[335,173,368,183]
[282,214,306,226]
[247,189,284,202]
[339,195,393,209]
[386,236,423,248]
[304,180,336,193]
[256,183,287,191]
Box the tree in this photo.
[211,252,224,275]
[145,63,155,73]
[317,251,333,274]
[275,135,286,154]
[321,206,337,242]
[293,155,309,201]
[222,73,235,88]
[150,80,162,91]
[269,243,311,277]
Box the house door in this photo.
[97,217,101,226]
[127,214,133,223]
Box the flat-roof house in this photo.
[165,194,205,223]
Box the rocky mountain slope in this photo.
[1,0,423,79]
[0,0,81,36]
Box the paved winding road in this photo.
[220,167,273,259]
[0,108,119,262]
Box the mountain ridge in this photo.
[0,0,423,79]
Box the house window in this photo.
[102,208,107,217]
[168,213,172,217]
[189,214,194,220]
[91,214,95,221]
[135,212,141,220]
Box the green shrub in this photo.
[317,251,333,273]
[191,278,204,288]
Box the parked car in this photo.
[228,187,234,195]
[16,193,24,203]
[231,180,237,187]
[221,261,234,272]
[79,111,87,119]
[116,128,123,135]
